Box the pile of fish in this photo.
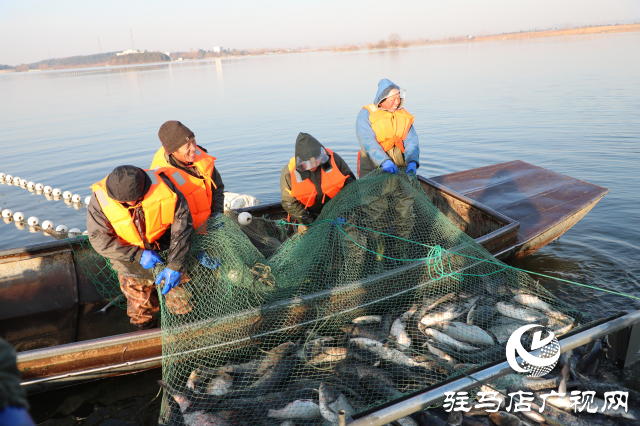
[157,281,628,426]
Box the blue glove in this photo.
[0,406,36,426]
[381,160,398,174]
[407,162,417,176]
[156,268,182,295]
[140,250,162,269]
[197,252,221,270]
[212,213,224,230]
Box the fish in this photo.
[391,317,412,348]
[158,380,226,425]
[466,299,495,327]
[342,324,388,342]
[425,340,506,365]
[541,364,573,410]
[513,294,574,322]
[414,411,446,426]
[415,293,457,320]
[206,372,234,396]
[495,302,548,324]
[439,322,495,346]
[227,355,298,398]
[335,362,396,387]
[319,383,355,423]
[182,411,231,426]
[352,315,382,324]
[445,410,463,425]
[349,338,432,369]
[381,313,395,335]
[423,328,479,352]
[488,412,521,426]
[488,317,528,344]
[578,339,601,373]
[483,276,510,297]
[420,304,465,327]
[424,341,456,366]
[267,399,321,420]
[549,318,574,337]
[306,347,348,366]
[94,294,126,314]
[396,415,419,426]
[359,375,403,400]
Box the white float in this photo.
[12,177,20,184]
[63,191,72,200]
[41,220,54,230]
[223,192,261,211]
[82,230,89,235]
[43,186,53,194]
[0,173,5,180]
[238,212,253,226]
[27,216,39,226]
[27,181,35,189]
[35,183,44,191]
[52,188,62,196]
[56,224,68,233]
[68,228,82,235]
[13,211,24,222]
[72,194,81,203]
[5,175,13,183]
[1,209,13,218]
[20,179,27,186]
[84,196,91,205]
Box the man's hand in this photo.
[156,268,182,295]
[382,160,398,174]
[407,162,417,176]
[140,250,162,269]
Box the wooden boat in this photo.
[0,160,608,393]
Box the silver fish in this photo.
[440,321,495,346]
[390,317,412,348]
[396,416,419,426]
[513,294,574,322]
[349,338,429,369]
[420,304,464,327]
[423,328,479,352]
[415,292,456,319]
[488,412,522,426]
[319,383,355,423]
[466,301,495,327]
[267,399,321,420]
[182,411,231,426]
[424,341,456,365]
[489,316,529,344]
[352,315,382,324]
[495,302,548,324]
[306,347,348,366]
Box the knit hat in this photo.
[158,121,195,154]
[106,166,151,202]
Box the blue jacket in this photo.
[356,79,419,167]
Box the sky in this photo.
[0,0,639,65]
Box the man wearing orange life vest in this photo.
[86,165,193,330]
[150,121,225,230]
[356,79,420,178]
[280,133,355,230]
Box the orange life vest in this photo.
[150,146,216,229]
[91,170,177,249]
[286,148,348,209]
[363,104,415,153]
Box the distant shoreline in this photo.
[3,23,638,74]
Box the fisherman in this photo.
[280,133,355,233]
[150,120,225,230]
[87,165,193,330]
[0,338,35,426]
[356,78,420,178]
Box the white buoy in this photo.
[20,179,27,186]
[72,194,81,203]
[27,216,39,226]
[35,183,43,191]
[56,224,68,233]
[63,191,72,200]
[12,176,20,184]
[1,209,13,218]
[238,212,253,226]
[43,186,53,194]
[84,196,91,205]
[82,230,89,235]
[13,211,24,222]
[41,220,54,230]
[5,174,13,182]
[68,228,82,235]
[0,173,5,180]
[52,188,62,196]
[27,181,35,189]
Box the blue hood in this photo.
[373,79,402,107]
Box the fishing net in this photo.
[148,169,594,425]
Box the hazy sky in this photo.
[1,0,638,65]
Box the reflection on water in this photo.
[1,34,639,322]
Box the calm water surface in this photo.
[1,34,639,322]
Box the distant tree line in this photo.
[0,64,12,70]
[108,52,170,65]
[25,52,119,70]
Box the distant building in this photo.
[116,49,141,56]
[213,47,222,53]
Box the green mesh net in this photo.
[144,169,591,425]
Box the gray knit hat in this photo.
[158,121,195,154]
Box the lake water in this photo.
[1,34,640,321]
